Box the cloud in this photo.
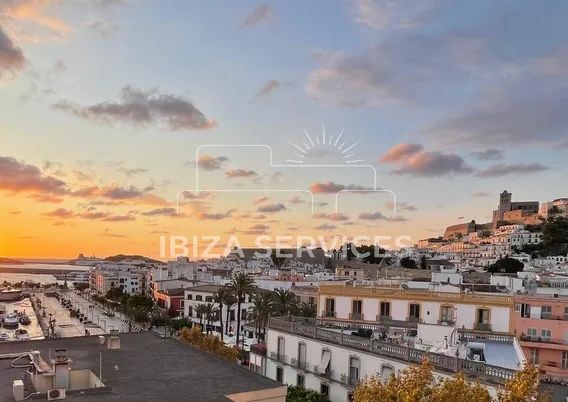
[313,212,349,221]
[240,4,274,28]
[196,155,229,171]
[473,191,490,197]
[196,209,234,220]
[380,143,473,177]
[352,0,437,30]
[225,169,258,178]
[315,223,336,231]
[309,181,373,194]
[85,17,117,36]
[385,202,417,212]
[52,86,216,131]
[0,27,25,74]
[358,211,386,220]
[306,34,485,106]
[1,0,72,38]
[118,167,147,177]
[256,79,280,98]
[0,155,67,195]
[45,208,74,218]
[142,207,180,217]
[257,203,286,213]
[253,196,270,205]
[243,223,271,235]
[470,149,504,161]
[476,163,549,178]
[46,207,135,222]
[99,184,145,200]
[419,85,568,147]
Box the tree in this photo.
[420,255,428,270]
[223,293,237,335]
[400,257,417,269]
[297,302,317,318]
[270,250,289,269]
[213,286,230,340]
[202,303,218,334]
[487,257,524,274]
[286,386,329,402]
[74,283,89,292]
[540,217,568,256]
[353,359,549,402]
[227,272,256,347]
[193,304,207,327]
[271,288,298,316]
[250,292,272,340]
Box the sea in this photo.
[0,263,89,285]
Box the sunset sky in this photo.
[1,0,567,259]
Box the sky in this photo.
[1,0,567,259]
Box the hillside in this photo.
[103,254,164,264]
[0,257,23,264]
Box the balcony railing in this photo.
[268,317,516,385]
[407,316,422,323]
[519,335,566,345]
[376,314,391,322]
[438,319,455,326]
[323,311,336,318]
[269,351,287,363]
[250,343,267,356]
[314,364,334,379]
[349,312,364,320]
[340,373,360,387]
[290,357,307,370]
[475,323,492,331]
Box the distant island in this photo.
[104,254,164,264]
[0,257,23,264]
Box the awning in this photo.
[380,365,394,383]
[317,350,331,373]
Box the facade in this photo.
[252,316,523,402]
[512,294,568,381]
[317,284,512,332]
[154,288,185,316]
[492,190,539,226]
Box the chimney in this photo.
[107,329,120,350]
[52,349,70,389]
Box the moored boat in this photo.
[3,312,19,329]
[0,289,24,302]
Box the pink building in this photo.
[512,295,568,381]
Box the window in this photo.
[541,305,552,319]
[520,303,531,318]
[205,296,213,302]
[514,303,521,312]
[187,294,193,300]
[527,328,537,340]
[409,303,420,321]
[276,367,283,383]
[477,308,490,324]
[298,342,307,368]
[351,300,362,320]
[195,295,202,301]
[308,296,315,305]
[530,348,539,365]
[440,306,454,323]
[325,298,335,317]
[320,383,329,397]
[277,337,285,360]
[296,374,305,388]
[565,307,568,320]
[380,302,390,319]
[317,350,331,375]
[541,329,551,341]
[562,351,568,369]
[349,356,360,385]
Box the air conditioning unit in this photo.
[47,388,66,400]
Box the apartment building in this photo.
[317,284,512,332]
[512,294,568,381]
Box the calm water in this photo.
[0,273,58,285]
[0,263,89,271]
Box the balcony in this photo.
[340,373,360,387]
[269,351,287,363]
[349,312,364,321]
[438,319,455,326]
[290,357,307,370]
[407,316,422,324]
[475,323,492,331]
[314,364,334,379]
[250,343,267,356]
[323,311,336,318]
[376,314,391,322]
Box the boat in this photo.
[3,312,19,329]
[0,304,6,320]
[0,333,10,342]
[0,289,24,302]
[14,329,29,341]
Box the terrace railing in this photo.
[268,317,516,384]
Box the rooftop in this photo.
[0,332,283,402]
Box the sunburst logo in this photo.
[286,125,364,165]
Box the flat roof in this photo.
[0,332,282,402]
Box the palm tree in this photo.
[297,301,317,318]
[250,292,272,340]
[271,288,298,316]
[227,272,256,347]
[224,293,237,335]
[193,304,207,328]
[202,303,218,334]
[213,286,230,340]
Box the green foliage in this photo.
[286,386,329,402]
[400,257,417,269]
[73,282,89,292]
[487,257,524,274]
